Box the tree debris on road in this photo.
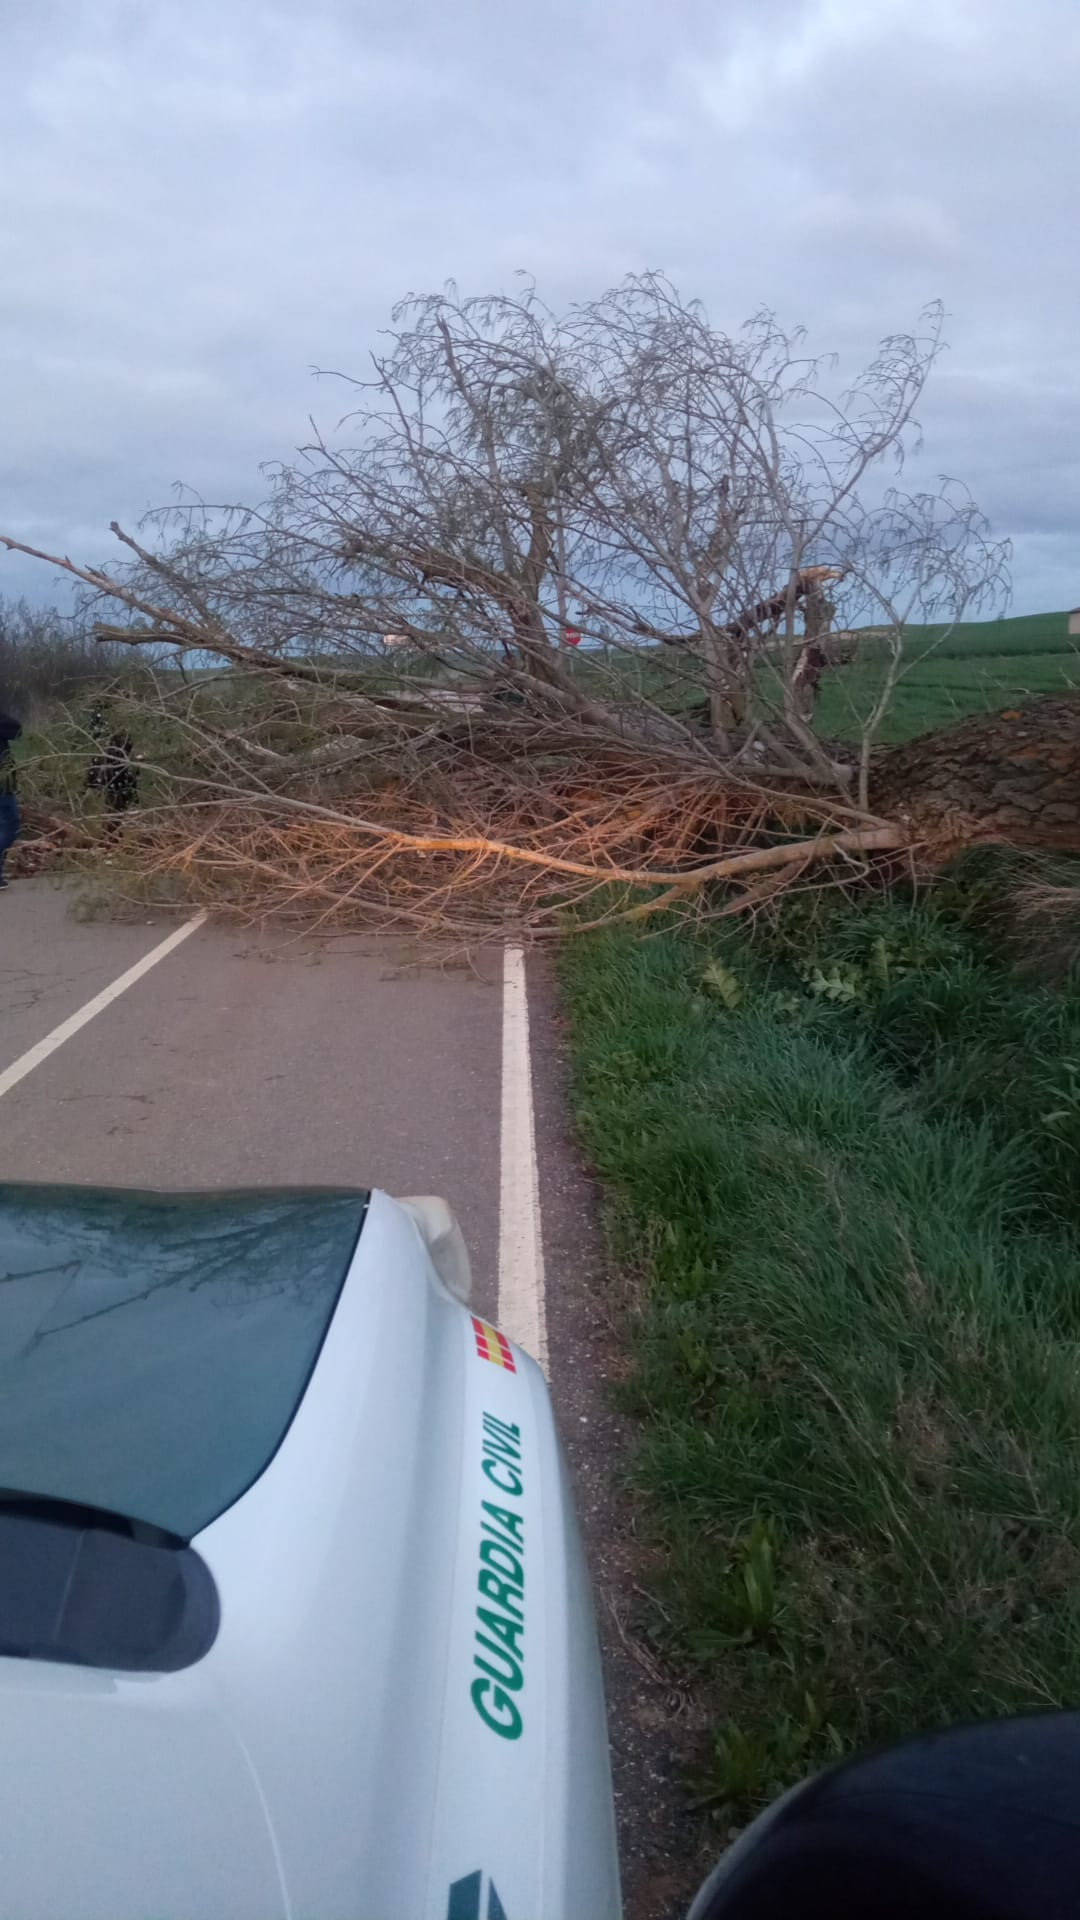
[4,273,1044,935]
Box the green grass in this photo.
[570,610,1080,744]
[771,609,1079,743]
[891,610,1074,660]
[559,869,1080,1819]
[816,647,1080,743]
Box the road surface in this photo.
[0,878,702,1920]
[2,884,504,1312]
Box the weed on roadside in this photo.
[559,866,1080,1820]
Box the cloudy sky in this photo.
[2,0,1078,611]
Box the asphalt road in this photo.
[1,882,503,1315]
[0,878,702,1920]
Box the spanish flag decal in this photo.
[471,1315,517,1372]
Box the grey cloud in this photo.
[1,0,1078,612]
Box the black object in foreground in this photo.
[687,1712,1080,1920]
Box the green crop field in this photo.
[814,609,1079,743]
[569,609,1079,743]
[816,645,1080,743]
[889,610,1075,661]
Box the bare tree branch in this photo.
[1,273,1012,936]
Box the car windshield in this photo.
[0,1185,368,1539]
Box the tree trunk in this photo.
[791,584,833,722]
[869,693,1080,857]
[698,631,742,744]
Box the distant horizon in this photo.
[0,576,1073,629]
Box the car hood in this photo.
[0,1676,287,1918]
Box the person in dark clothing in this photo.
[89,730,139,835]
[85,703,108,798]
[0,707,22,889]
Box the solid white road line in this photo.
[0,912,207,1102]
[497,943,549,1374]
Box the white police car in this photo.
[0,1183,621,1919]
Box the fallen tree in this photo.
[4,273,1043,936]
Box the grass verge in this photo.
[558,863,1080,1821]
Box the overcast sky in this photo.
[2,0,1078,612]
